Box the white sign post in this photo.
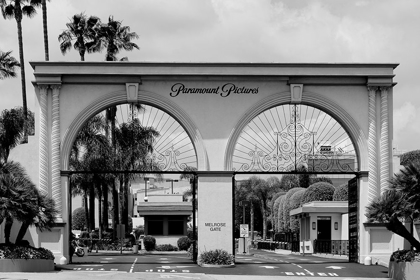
[240,224,249,254]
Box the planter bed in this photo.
[199,263,235,268]
[0,259,54,272]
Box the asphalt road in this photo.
[55,249,389,278]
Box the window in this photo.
[148,216,164,235]
[168,220,184,235]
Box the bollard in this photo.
[364,256,372,265]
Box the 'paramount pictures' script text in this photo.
[170,83,259,97]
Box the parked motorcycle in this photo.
[71,239,85,257]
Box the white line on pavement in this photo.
[129,257,138,273]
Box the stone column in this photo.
[38,85,49,196]
[51,85,62,219]
[379,86,390,194]
[367,86,378,204]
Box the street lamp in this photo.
[166,179,179,194]
[144,177,154,202]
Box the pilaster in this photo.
[379,86,390,194]
[51,85,62,219]
[367,86,379,204]
[38,85,49,196]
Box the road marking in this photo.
[129,257,138,273]
[326,266,345,269]
[78,264,103,266]
[260,266,277,269]
[146,269,154,272]
[182,270,190,273]
[159,275,200,279]
[297,265,302,268]
[110,268,118,271]
[296,272,305,275]
[100,261,109,263]
[318,273,327,276]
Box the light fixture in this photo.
[334,222,338,230]
[312,222,316,230]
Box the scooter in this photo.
[71,239,85,257]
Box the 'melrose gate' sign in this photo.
[205,223,227,231]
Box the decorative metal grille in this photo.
[119,104,197,171]
[232,104,357,172]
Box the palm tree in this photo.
[0,50,20,79]
[366,162,420,250]
[58,13,101,61]
[41,0,50,60]
[114,118,159,231]
[98,16,139,61]
[1,0,42,120]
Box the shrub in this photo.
[199,249,234,265]
[300,182,335,206]
[400,150,420,166]
[72,207,86,230]
[333,183,348,201]
[143,235,156,251]
[289,189,306,232]
[155,244,178,251]
[283,188,304,232]
[0,244,54,260]
[177,236,191,251]
[310,176,333,185]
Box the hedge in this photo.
[289,189,306,232]
[333,183,348,201]
[143,235,156,251]
[283,188,304,232]
[310,176,333,185]
[400,150,420,166]
[177,236,191,251]
[300,182,335,206]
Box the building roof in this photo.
[137,202,192,216]
[290,201,348,217]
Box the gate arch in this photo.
[61,89,208,171]
[225,91,368,171]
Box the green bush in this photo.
[143,235,156,251]
[72,207,86,230]
[300,182,335,206]
[187,243,197,260]
[310,176,333,185]
[187,227,197,240]
[289,189,306,232]
[155,244,178,251]
[333,183,348,201]
[0,244,54,260]
[133,225,144,239]
[177,236,191,251]
[283,188,304,232]
[400,150,420,166]
[199,249,234,265]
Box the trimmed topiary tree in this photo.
[300,182,335,206]
[273,195,284,232]
[177,236,191,251]
[72,207,86,230]
[310,176,333,185]
[333,183,348,201]
[277,196,287,232]
[289,189,306,232]
[283,188,304,232]
[143,235,156,251]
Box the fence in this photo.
[314,240,349,255]
[257,241,299,252]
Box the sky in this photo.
[1,0,419,152]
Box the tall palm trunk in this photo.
[15,17,27,120]
[89,184,95,231]
[84,189,89,230]
[42,0,49,61]
[102,183,109,230]
[261,200,267,240]
[122,175,130,233]
[112,179,118,239]
[98,187,102,239]
[250,203,254,242]
[4,216,14,244]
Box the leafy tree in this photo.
[97,16,139,61]
[272,195,283,231]
[58,13,101,61]
[366,162,420,250]
[310,176,333,185]
[0,50,20,79]
[277,195,287,232]
[1,0,42,119]
[279,174,298,191]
